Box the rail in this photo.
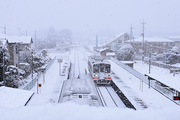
[22,57,56,90]
[111,80,136,110]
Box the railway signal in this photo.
[173,96,180,100]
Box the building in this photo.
[98,48,115,57]
[105,33,130,51]
[1,36,33,67]
[127,37,175,57]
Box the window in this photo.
[105,64,110,73]
[100,64,104,72]
[93,64,99,73]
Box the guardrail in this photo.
[111,58,180,105]
[22,57,56,90]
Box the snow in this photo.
[134,61,180,91]
[5,36,32,44]
[0,87,34,109]
[0,103,180,120]
[106,52,115,56]
[0,46,180,120]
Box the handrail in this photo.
[22,57,56,90]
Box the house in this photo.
[5,36,33,67]
[126,37,175,56]
[99,48,115,57]
[105,33,130,51]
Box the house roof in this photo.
[132,37,174,43]
[106,52,115,56]
[0,38,8,48]
[6,36,33,44]
[0,34,33,44]
[106,32,129,45]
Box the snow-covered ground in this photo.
[0,46,180,120]
[134,61,180,91]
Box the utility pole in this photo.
[18,28,21,36]
[3,51,5,86]
[35,30,37,49]
[96,34,98,48]
[142,21,146,60]
[4,26,6,34]
[130,25,134,43]
[31,49,33,81]
[26,30,28,36]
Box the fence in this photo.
[22,57,56,90]
[144,60,180,72]
[111,58,180,105]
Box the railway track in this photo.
[97,86,126,108]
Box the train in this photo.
[88,56,111,85]
[59,78,101,106]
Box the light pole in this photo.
[149,46,151,74]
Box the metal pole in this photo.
[149,49,151,74]
[31,50,33,81]
[3,52,5,86]
[59,63,61,76]
[43,72,45,84]
[37,72,39,94]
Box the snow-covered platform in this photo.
[0,86,34,108]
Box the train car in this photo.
[59,78,101,106]
[88,56,111,85]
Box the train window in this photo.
[105,64,110,73]
[93,64,99,73]
[100,64,104,72]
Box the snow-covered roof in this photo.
[106,32,127,45]
[0,38,8,47]
[106,52,115,56]
[6,36,33,44]
[133,37,174,43]
[0,87,34,108]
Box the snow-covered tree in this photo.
[0,45,9,85]
[117,44,134,61]
[170,46,179,54]
[167,46,180,64]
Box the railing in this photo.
[111,58,180,105]
[22,57,56,90]
[111,58,149,84]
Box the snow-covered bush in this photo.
[116,44,134,61]
[171,46,179,54]
[167,54,180,64]
[5,65,24,88]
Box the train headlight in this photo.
[94,74,98,77]
[106,74,110,77]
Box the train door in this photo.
[99,63,105,79]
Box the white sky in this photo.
[0,0,180,40]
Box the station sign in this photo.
[58,59,63,63]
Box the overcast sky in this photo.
[0,0,180,41]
